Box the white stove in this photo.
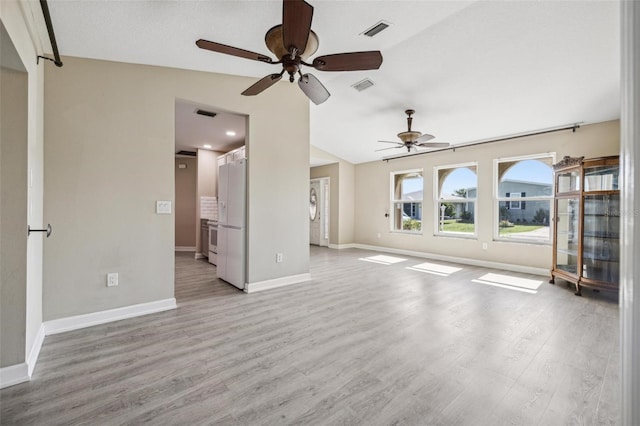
[207,220,218,265]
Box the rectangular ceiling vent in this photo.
[362,21,391,38]
[176,150,197,157]
[352,78,375,92]
[195,109,217,118]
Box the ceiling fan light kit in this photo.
[196,0,383,105]
[376,109,450,153]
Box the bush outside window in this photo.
[391,170,423,232]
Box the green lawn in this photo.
[498,224,544,235]
[440,220,475,233]
[439,220,544,234]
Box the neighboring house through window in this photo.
[495,154,554,242]
[434,163,478,237]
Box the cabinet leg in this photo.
[574,283,582,296]
[549,277,555,284]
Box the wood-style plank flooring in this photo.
[0,247,620,425]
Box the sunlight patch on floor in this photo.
[471,272,543,294]
[359,255,408,265]
[406,262,463,276]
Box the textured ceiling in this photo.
[47,0,620,164]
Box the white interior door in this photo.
[309,181,321,246]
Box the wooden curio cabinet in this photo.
[550,156,620,295]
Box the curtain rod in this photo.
[382,123,581,162]
[37,0,63,67]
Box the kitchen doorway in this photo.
[309,178,329,247]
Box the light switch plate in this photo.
[156,200,172,214]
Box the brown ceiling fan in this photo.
[376,109,450,152]
[196,0,383,105]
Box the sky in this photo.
[402,159,552,197]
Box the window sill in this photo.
[390,230,423,236]
[493,238,552,246]
[434,232,477,240]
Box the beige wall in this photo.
[354,120,620,270]
[338,161,355,245]
[174,157,196,248]
[0,0,46,374]
[310,145,356,246]
[0,65,28,367]
[43,56,309,320]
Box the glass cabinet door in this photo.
[582,194,620,283]
[556,169,581,193]
[584,165,619,191]
[555,197,580,276]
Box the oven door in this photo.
[208,224,218,265]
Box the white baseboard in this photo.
[175,246,196,252]
[27,324,45,377]
[194,253,205,260]
[328,243,356,249]
[0,363,29,389]
[44,298,177,335]
[245,273,311,293]
[352,243,548,276]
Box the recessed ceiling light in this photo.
[226,131,236,136]
[203,144,212,149]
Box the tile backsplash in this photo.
[200,196,218,220]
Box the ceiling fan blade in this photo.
[196,39,273,63]
[375,146,401,152]
[416,133,435,143]
[283,0,314,54]
[377,140,403,145]
[312,51,383,71]
[298,73,330,105]
[417,142,450,148]
[241,73,283,96]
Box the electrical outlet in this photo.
[156,200,172,215]
[482,242,488,250]
[276,253,284,263]
[107,272,119,287]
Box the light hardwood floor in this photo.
[0,247,619,425]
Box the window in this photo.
[391,170,423,232]
[507,192,524,209]
[435,163,477,236]
[495,154,554,243]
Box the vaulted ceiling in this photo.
[47,0,620,164]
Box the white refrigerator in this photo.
[217,158,246,289]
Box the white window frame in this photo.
[390,168,423,234]
[433,162,478,239]
[493,153,556,244]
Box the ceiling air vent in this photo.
[176,150,197,157]
[362,21,391,38]
[352,78,375,92]
[195,109,217,118]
